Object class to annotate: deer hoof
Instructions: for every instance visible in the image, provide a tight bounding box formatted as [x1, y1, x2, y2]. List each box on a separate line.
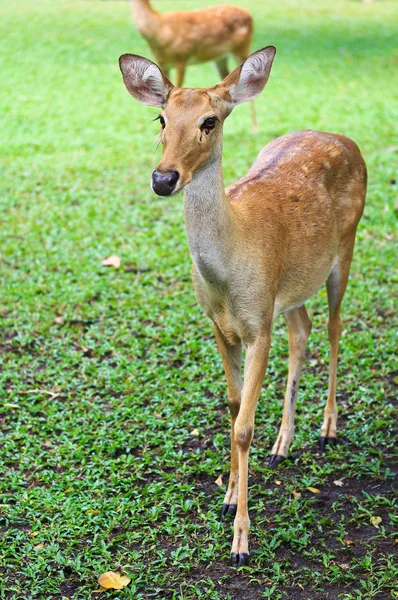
[231, 552, 249, 567]
[220, 503, 237, 518]
[267, 454, 286, 470]
[320, 436, 337, 452]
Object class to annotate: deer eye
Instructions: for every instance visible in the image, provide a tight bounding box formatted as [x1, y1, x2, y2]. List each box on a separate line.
[201, 117, 217, 133]
[159, 115, 165, 128]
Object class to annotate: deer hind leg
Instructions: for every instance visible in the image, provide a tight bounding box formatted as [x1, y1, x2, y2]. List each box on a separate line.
[213, 324, 242, 518]
[267, 306, 312, 469]
[321, 235, 356, 451]
[175, 63, 186, 88]
[231, 330, 272, 566]
[215, 56, 229, 79]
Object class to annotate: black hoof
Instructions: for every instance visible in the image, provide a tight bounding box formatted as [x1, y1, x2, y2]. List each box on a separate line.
[231, 552, 249, 567]
[320, 436, 337, 452]
[220, 503, 237, 518]
[267, 454, 286, 470]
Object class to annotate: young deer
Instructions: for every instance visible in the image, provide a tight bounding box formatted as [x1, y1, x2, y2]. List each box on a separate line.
[119, 46, 367, 566]
[130, 0, 258, 130]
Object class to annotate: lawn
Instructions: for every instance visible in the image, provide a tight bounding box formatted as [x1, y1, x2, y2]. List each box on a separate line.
[0, 0, 397, 598]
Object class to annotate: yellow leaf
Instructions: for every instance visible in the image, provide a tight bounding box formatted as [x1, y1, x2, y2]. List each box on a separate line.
[370, 516, 382, 528]
[33, 543, 44, 550]
[190, 428, 199, 436]
[65, 487, 73, 494]
[292, 490, 301, 500]
[102, 255, 121, 268]
[307, 487, 321, 494]
[30, 532, 40, 537]
[98, 571, 131, 590]
[214, 474, 223, 486]
[298, 583, 304, 590]
[86, 509, 100, 515]
[275, 480, 282, 486]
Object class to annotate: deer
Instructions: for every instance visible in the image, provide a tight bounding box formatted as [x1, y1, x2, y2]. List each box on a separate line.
[119, 46, 367, 566]
[129, 0, 258, 130]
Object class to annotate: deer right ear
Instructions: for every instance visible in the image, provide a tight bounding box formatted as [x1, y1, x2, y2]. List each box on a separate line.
[119, 54, 174, 108]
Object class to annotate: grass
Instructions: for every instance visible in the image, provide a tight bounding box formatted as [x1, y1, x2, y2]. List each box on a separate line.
[0, 0, 397, 598]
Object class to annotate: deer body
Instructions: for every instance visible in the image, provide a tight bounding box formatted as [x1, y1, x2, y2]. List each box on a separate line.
[131, 0, 252, 73]
[119, 47, 367, 566]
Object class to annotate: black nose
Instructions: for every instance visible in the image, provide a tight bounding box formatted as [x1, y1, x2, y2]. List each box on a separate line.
[151, 170, 179, 196]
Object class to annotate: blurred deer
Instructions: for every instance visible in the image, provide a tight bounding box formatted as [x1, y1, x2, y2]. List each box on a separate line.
[119, 47, 367, 566]
[130, 0, 258, 130]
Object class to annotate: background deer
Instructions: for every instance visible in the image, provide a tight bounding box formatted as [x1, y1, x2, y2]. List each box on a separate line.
[130, 0, 258, 130]
[119, 47, 367, 566]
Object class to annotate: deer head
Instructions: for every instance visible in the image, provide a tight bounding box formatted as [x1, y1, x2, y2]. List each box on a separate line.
[119, 47, 276, 196]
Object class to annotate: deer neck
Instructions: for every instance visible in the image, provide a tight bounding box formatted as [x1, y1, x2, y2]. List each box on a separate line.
[130, 0, 158, 36]
[183, 156, 237, 284]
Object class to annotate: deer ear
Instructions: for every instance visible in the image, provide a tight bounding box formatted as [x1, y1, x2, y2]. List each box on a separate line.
[119, 54, 174, 107]
[222, 46, 276, 105]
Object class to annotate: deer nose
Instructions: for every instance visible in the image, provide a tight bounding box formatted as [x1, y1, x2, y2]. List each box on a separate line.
[151, 170, 179, 196]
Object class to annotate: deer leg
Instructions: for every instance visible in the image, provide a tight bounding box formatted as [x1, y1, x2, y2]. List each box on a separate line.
[268, 305, 312, 469]
[215, 56, 229, 79]
[175, 63, 186, 88]
[321, 236, 356, 450]
[213, 324, 242, 518]
[231, 331, 272, 566]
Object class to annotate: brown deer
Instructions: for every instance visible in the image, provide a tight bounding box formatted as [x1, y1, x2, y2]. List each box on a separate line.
[130, 0, 257, 130]
[119, 46, 367, 566]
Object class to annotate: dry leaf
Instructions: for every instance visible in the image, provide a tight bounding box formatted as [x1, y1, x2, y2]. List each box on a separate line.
[55, 316, 64, 324]
[102, 255, 121, 268]
[307, 487, 321, 494]
[275, 480, 282, 486]
[297, 583, 304, 590]
[190, 428, 199, 436]
[292, 490, 301, 500]
[333, 480, 344, 487]
[343, 538, 354, 545]
[31, 532, 40, 538]
[370, 516, 382, 528]
[33, 543, 44, 550]
[86, 509, 100, 515]
[339, 563, 350, 570]
[98, 571, 131, 590]
[214, 474, 223, 487]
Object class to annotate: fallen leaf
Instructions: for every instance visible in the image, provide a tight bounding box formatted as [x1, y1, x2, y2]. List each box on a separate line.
[275, 480, 282, 486]
[102, 255, 121, 268]
[214, 474, 223, 486]
[292, 490, 301, 500]
[30, 532, 40, 538]
[333, 480, 344, 487]
[86, 509, 100, 515]
[297, 583, 304, 590]
[34, 543, 44, 550]
[343, 538, 354, 545]
[65, 487, 73, 494]
[98, 571, 131, 590]
[307, 487, 321, 494]
[370, 516, 382, 528]
[339, 563, 350, 570]
[55, 316, 64, 324]
[190, 428, 199, 436]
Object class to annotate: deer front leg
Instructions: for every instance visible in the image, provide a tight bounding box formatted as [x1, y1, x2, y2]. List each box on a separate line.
[213, 323, 242, 518]
[231, 332, 271, 566]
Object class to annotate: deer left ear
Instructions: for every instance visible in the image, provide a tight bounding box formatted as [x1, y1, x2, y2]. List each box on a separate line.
[119, 54, 174, 107]
[222, 46, 276, 105]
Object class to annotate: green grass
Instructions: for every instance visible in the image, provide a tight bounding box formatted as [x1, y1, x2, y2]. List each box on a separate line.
[0, 0, 397, 598]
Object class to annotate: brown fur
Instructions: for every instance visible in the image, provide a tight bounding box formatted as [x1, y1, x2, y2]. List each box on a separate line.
[119, 47, 367, 564]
